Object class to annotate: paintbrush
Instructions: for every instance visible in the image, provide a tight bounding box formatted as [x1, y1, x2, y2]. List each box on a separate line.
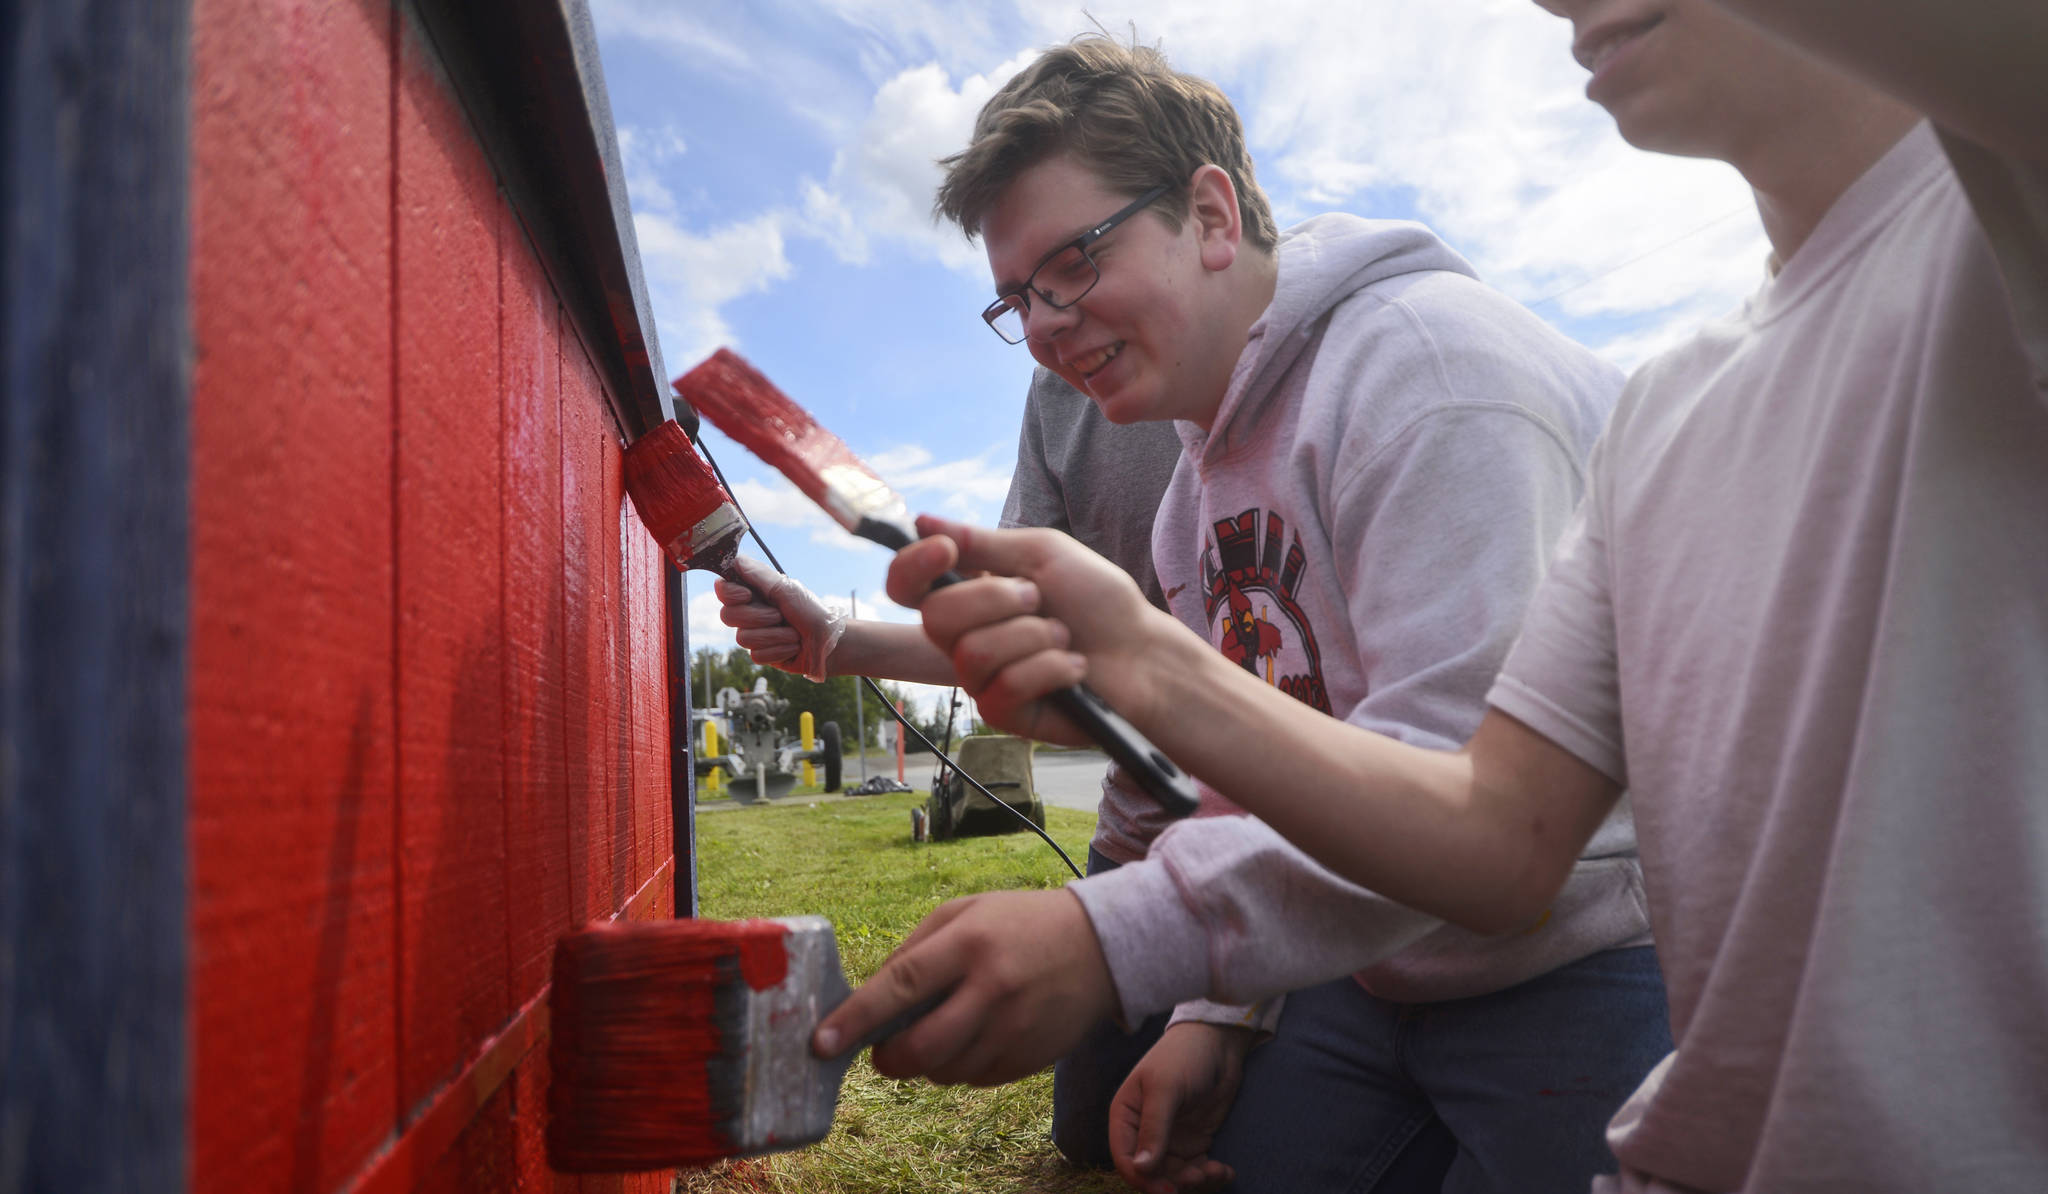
[546, 915, 932, 1172]
[622, 418, 747, 581]
[673, 348, 1200, 820]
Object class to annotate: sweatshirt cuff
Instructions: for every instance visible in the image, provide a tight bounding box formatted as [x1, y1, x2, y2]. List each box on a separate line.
[1068, 860, 1212, 1023]
[1167, 996, 1285, 1038]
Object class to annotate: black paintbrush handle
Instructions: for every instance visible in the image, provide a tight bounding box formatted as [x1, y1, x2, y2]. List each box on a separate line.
[853, 516, 1199, 820]
[1041, 683, 1200, 819]
[855, 992, 949, 1053]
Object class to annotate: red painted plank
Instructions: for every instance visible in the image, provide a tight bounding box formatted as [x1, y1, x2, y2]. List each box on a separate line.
[347, 990, 545, 1194]
[631, 526, 670, 883]
[341, 860, 672, 1194]
[561, 337, 614, 923]
[394, 19, 510, 1114]
[654, 536, 674, 871]
[417, 1089, 514, 1194]
[501, 206, 571, 1005]
[625, 527, 649, 885]
[506, 1032, 577, 1193]
[607, 450, 635, 908]
[187, 1, 399, 1190]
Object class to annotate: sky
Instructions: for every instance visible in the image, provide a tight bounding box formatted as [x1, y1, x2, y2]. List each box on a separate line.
[585, 0, 1769, 720]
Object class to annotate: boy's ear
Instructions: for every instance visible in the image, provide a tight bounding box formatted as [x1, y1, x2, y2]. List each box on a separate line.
[1188, 163, 1242, 272]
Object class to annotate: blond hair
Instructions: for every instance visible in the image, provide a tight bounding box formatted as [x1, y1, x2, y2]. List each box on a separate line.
[934, 34, 1278, 252]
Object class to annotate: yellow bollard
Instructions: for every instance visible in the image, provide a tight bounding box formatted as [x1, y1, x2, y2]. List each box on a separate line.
[703, 716, 724, 793]
[800, 711, 816, 788]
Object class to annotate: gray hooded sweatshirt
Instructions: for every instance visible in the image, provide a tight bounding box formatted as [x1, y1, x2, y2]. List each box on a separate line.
[1068, 214, 1649, 1022]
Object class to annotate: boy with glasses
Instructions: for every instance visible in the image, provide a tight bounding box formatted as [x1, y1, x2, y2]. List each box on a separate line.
[835, 4, 2048, 1191]
[802, 33, 1669, 1194]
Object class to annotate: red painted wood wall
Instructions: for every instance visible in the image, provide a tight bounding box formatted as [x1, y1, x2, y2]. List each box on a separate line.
[187, 2, 675, 1190]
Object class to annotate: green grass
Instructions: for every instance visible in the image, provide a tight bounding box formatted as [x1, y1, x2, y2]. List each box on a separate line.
[679, 792, 1123, 1194]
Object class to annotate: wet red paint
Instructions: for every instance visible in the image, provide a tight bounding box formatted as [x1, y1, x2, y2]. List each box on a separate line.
[622, 421, 735, 558]
[672, 349, 877, 518]
[546, 918, 792, 1171]
[188, 1, 400, 1188]
[735, 928, 789, 991]
[191, 1, 676, 1189]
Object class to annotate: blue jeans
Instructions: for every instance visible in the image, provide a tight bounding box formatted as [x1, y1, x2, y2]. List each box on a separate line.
[1051, 846, 1169, 1167]
[1210, 946, 1672, 1194]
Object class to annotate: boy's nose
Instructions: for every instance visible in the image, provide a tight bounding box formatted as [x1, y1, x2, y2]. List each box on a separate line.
[1023, 297, 1082, 341]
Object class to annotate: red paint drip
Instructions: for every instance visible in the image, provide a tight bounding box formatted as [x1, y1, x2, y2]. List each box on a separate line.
[734, 925, 789, 990]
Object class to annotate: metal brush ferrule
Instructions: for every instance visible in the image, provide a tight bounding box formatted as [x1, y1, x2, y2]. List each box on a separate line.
[669, 503, 748, 565]
[734, 916, 851, 1155]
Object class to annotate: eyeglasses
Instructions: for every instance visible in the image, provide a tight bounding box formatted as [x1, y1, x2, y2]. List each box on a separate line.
[981, 184, 1171, 344]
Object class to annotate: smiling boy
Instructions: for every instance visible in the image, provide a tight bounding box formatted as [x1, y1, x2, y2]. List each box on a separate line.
[825, 34, 1668, 1194]
[850, 4, 2048, 1191]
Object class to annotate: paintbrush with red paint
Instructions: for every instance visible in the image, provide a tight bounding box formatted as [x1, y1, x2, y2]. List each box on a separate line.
[546, 915, 930, 1172]
[674, 347, 1199, 820]
[621, 417, 748, 582]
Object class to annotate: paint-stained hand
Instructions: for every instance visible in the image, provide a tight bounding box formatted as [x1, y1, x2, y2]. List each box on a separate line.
[713, 556, 845, 682]
[888, 516, 1177, 747]
[811, 888, 1118, 1087]
[1109, 1023, 1250, 1194]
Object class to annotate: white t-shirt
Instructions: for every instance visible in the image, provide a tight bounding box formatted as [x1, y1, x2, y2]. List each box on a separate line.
[1489, 123, 2048, 1192]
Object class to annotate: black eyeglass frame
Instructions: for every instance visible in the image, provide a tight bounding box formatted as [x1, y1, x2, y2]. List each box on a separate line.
[981, 183, 1172, 344]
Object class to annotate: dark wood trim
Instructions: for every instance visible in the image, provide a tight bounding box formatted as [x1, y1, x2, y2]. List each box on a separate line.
[0, 0, 192, 1190]
[666, 565, 698, 917]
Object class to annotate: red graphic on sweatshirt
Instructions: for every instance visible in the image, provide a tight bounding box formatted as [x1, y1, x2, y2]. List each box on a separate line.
[1220, 587, 1285, 671]
[1200, 508, 1329, 714]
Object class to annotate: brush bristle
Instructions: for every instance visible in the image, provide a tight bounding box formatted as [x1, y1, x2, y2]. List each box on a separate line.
[672, 349, 863, 514]
[622, 420, 747, 577]
[546, 918, 790, 1172]
[622, 421, 733, 546]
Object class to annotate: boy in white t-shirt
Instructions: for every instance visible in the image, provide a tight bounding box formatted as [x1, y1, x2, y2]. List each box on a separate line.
[821, 2, 2048, 1190]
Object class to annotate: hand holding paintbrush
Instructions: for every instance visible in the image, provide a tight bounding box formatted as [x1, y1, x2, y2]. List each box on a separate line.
[546, 915, 945, 1172]
[673, 348, 1200, 821]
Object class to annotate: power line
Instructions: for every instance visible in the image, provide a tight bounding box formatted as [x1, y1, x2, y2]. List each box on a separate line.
[1525, 206, 1752, 310]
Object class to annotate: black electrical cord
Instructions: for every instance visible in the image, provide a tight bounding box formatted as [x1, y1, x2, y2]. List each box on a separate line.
[693, 437, 1082, 880]
[863, 674, 1080, 879]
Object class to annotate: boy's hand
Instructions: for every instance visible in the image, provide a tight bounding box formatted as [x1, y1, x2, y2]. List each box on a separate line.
[1109, 1023, 1248, 1194]
[888, 516, 1172, 745]
[713, 556, 846, 681]
[811, 888, 1118, 1086]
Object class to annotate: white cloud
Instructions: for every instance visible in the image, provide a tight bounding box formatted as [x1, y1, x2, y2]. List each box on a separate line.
[687, 587, 734, 652]
[1008, 0, 1769, 359]
[808, 0, 1014, 74]
[805, 52, 1041, 273]
[633, 211, 793, 364]
[868, 442, 1016, 522]
[615, 124, 688, 215]
[609, 0, 1779, 395]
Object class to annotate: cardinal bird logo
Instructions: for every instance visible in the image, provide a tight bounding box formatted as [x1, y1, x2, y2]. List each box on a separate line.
[1200, 508, 1329, 714]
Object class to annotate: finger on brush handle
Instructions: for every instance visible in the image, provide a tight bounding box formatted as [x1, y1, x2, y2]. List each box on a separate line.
[839, 992, 949, 1057]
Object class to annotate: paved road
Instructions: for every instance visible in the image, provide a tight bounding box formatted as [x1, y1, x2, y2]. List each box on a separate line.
[848, 747, 1109, 812]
